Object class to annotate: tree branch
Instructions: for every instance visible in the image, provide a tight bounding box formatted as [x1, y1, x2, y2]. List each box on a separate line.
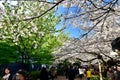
[18, 0, 64, 22]
[38, 0, 57, 4]
[76, 57, 97, 63]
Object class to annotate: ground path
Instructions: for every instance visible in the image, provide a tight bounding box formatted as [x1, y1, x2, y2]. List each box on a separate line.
[54, 76, 80, 80]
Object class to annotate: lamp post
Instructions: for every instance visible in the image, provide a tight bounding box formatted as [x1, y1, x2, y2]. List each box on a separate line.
[97, 55, 103, 80]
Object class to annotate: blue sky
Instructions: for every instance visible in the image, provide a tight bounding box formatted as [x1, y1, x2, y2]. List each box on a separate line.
[56, 5, 82, 38]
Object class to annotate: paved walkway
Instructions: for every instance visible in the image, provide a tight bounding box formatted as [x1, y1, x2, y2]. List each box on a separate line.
[54, 76, 80, 80]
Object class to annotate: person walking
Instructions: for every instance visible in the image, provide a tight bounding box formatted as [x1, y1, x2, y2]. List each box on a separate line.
[115, 65, 120, 80]
[78, 66, 85, 80]
[86, 68, 92, 80]
[107, 67, 115, 80]
[50, 67, 57, 80]
[12, 69, 26, 80]
[68, 66, 75, 80]
[40, 67, 49, 80]
[2, 68, 13, 80]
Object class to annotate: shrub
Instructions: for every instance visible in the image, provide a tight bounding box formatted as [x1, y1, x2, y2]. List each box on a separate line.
[91, 75, 108, 80]
[31, 71, 40, 80]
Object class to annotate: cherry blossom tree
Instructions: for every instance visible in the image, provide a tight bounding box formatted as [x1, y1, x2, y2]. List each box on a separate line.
[50, 0, 120, 64]
[0, 1, 68, 65]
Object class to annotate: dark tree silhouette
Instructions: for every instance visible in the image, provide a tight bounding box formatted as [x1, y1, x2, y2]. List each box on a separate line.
[111, 37, 120, 52]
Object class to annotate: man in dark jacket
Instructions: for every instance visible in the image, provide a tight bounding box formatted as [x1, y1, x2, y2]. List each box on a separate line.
[40, 67, 49, 80]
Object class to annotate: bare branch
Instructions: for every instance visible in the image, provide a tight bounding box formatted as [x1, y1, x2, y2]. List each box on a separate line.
[76, 57, 97, 63]
[17, 0, 64, 22]
[38, 0, 57, 4]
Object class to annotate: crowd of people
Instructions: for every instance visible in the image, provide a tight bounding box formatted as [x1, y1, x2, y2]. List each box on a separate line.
[1, 66, 57, 80]
[40, 66, 57, 80]
[107, 66, 120, 80]
[1, 64, 120, 80]
[64, 65, 92, 80]
[2, 68, 29, 80]
[63, 64, 120, 80]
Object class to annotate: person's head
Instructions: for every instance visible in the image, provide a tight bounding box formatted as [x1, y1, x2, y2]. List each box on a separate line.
[116, 64, 120, 71]
[79, 66, 82, 68]
[108, 67, 112, 71]
[87, 67, 90, 71]
[41, 67, 47, 72]
[4, 68, 11, 74]
[16, 70, 26, 80]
